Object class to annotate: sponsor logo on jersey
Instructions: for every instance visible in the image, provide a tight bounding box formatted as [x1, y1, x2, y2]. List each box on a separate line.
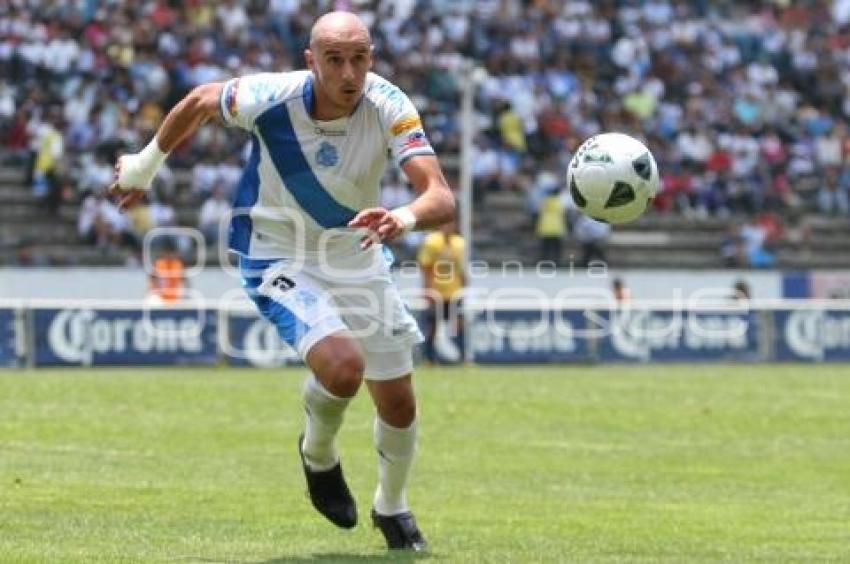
[391, 116, 422, 136]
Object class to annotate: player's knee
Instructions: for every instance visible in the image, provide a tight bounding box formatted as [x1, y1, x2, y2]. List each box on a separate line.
[379, 393, 417, 428]
[324, 351, 364, 397]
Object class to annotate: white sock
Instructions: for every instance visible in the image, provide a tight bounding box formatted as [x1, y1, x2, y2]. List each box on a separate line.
[301, 375, 350, 471]
[373, 416, 417, 516]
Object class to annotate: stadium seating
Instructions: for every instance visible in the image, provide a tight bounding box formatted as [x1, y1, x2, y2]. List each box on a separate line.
[4, 155, 850, 269]
[3, 2, 850, 269]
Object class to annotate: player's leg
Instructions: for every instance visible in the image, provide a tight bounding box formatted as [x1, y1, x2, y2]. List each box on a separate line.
[366, 373, 417, 513]
[240, 256, 361, 528]
[335, 282, 421, 511]
[363, 356, 427, 552]
[294, 331, 366, 529]
[300, 332, 364, 470]
[330, 251, 427, 549]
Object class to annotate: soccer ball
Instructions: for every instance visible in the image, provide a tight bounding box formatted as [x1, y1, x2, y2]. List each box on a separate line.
[567, 132, 659, 224]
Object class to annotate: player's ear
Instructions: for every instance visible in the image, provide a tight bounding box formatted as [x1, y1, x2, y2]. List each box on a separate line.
[368, 45, 374, 70]
[304, 48, 314, 70]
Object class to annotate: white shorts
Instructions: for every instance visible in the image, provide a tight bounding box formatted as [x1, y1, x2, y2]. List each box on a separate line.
[240, 248, 423, 380]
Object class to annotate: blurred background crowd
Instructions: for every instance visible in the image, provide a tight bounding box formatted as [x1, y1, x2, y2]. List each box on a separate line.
[2, 0, 850, 268]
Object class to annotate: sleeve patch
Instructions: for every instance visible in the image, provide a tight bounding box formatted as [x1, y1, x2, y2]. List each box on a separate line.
[401, 130, 430, 152]
[391, 116, 422, 136]
[224, 79, 240, 118]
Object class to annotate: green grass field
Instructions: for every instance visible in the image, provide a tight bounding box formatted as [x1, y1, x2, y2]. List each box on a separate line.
[2, 365, 850, 563]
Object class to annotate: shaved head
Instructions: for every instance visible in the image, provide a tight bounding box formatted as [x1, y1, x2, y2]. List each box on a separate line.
[309, 11, 371, 49]
[305, 11, 373, 120]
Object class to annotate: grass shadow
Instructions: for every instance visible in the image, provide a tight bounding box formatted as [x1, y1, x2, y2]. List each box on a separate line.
[260, 552, 432, 563]
[185, 552, 431, 564]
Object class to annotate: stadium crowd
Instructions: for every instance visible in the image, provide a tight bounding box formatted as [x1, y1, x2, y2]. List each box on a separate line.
[2, 0, 850, 268]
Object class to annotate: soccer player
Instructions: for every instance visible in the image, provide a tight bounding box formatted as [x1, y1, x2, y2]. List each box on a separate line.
[108, 11, 455, 552]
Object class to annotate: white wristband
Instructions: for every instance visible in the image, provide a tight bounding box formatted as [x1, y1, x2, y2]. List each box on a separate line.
[116, 137, 168, 192]
[392, 206, 417, 235]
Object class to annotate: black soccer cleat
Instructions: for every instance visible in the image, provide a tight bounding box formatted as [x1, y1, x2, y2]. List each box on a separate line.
[297, 433, 357, 529]
[371, 508, 428, 552]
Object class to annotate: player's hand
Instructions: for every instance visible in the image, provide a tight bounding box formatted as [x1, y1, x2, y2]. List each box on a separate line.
[107, 155, 149, 212]
[348, 207, 407, 249]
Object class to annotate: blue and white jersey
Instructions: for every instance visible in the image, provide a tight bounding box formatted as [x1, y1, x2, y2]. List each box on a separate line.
[220, 70, 435, 262]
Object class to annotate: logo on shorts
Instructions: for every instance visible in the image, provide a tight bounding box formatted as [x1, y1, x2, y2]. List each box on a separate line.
[271, 275, 295, 291]
[316, 141, 339, 167]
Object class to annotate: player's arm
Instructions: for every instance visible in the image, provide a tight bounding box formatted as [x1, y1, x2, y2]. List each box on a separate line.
[349, 155, 455, 248]
[108, 82, 224, 210]
[400, 155, 456, 229]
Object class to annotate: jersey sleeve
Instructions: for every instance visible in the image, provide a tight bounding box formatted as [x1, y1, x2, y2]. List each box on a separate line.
[219, 73, 292, 130]
[370, 79, 436, 167]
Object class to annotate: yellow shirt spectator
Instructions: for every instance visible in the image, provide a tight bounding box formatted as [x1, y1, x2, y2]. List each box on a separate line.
[498, 106, 527, 153]
[417, 230, 465, 301]
[536, 193, 566, 238]
[34, 125, 62, 175]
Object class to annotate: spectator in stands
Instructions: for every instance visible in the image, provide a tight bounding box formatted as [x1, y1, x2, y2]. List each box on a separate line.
[2, 110, 29, 164]
[572, 213, 611, 268]
[720, 223, 746, 268]
[198, 184, 230, 245]
[30, 111, 63, 214]
[740, 216, 776, 269]
[496, 100, 526, 155]
[77, 151, 113, 196]
[535, 187, 566, 264]
[149, 192, 177, 230]
[7, 1, 850, 268]
[191, 155, 220, 200]
[817, 166, 849, 215]
[471, 135, 501, 203]
[655, 162, 694, 214]
[526, 160, 560, 218]
[216, 154, 242, 199]
[77, 192, 105, 245]
[77, 191, 133, 253]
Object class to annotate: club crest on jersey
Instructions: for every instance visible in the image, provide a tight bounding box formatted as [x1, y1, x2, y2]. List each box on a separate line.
[316, 141, 339, 167]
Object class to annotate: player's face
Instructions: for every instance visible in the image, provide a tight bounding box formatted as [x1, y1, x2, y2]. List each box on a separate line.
[307, 39, 372, 117]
